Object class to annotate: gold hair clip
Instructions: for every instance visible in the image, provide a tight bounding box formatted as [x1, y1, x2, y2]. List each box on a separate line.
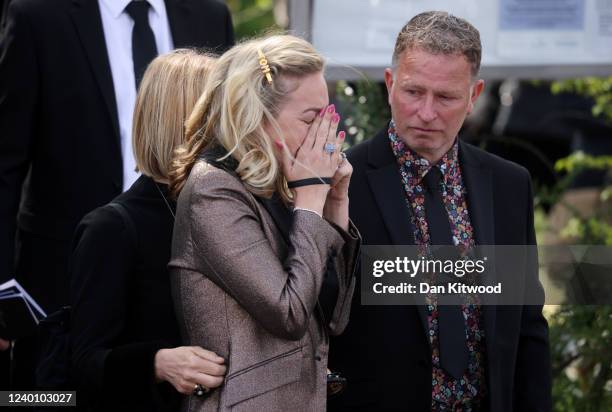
[257, 49, 273, 84]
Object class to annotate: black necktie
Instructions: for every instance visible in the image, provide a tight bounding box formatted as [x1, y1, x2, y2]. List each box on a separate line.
[125, 1, 158, 88]
[423, 166, 469, 380]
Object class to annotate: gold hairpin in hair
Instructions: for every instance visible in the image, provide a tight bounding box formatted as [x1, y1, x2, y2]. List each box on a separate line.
[257, 49, 273, 84]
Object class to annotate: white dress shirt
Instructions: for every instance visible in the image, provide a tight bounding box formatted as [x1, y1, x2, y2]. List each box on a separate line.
[98, 0, 174, 191]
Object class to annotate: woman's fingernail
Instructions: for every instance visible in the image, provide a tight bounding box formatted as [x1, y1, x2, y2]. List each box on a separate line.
[274, 140, 283, 149]
[327, 104, 336, 114]
[332, 113, 340, 123]
[319, 107, 326, 117]
[338, 131, 346, 140]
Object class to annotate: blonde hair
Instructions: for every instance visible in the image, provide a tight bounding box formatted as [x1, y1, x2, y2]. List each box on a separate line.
[169, 34, 325, 200]
[132, 49, 216, 182]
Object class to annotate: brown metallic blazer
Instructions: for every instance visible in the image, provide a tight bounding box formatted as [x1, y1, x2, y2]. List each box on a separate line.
[169, 160, 360, 411]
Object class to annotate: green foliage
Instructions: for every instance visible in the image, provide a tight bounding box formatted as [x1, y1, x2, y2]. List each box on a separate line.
[536, 151, 612, 212]
[560, 217, 612, 245]
[535, 183, 612, 411]
[552, 152, 612, 245]
[536, 76, 612, 411]
[226, 0, 279, 40]
[549, 306, 612, 412]
[551, 77, 612, 121]
[555, 152, 612, 174]
[335, 79, 390, 148]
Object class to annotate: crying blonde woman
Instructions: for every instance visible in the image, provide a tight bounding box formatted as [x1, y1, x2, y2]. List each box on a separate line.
[168, 34, 361, 411]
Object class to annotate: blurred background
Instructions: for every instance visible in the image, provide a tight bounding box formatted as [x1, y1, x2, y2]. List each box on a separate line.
[225, 1, 611, 411]
[2, 0, 607, 409]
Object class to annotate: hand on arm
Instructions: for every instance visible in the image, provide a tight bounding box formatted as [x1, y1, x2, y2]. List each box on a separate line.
[154, 346, 226, 395]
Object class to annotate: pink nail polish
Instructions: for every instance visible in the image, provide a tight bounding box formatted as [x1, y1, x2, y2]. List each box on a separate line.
[319, 108, 326, 117]
[274, 140, 283, 149]
[338, 131, 346, 140]
[332, 113, 340, 123]
[327, 104, 335, 114]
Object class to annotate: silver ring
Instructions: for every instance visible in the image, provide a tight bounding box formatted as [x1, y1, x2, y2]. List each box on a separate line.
[193, 383, 210, 397]
[340, 152, 347, 161]
[324, 142, 336, 154]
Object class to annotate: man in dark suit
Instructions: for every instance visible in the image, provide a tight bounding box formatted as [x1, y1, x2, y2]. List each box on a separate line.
[329, 11, 552, 411]
[0, 0, 233, 388]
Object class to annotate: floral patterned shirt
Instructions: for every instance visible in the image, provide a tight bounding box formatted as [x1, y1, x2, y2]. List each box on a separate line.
[388, 121, 487, 411]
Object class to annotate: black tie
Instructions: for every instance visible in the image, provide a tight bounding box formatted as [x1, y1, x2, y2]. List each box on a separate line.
[423, 166, 469, 380]
[125, 1, 158, 88]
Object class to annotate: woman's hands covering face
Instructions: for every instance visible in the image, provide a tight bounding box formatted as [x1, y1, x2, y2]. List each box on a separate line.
[322, 125, 351, 231]
[277, 104, 342, 185]
[326, 132, 350, 204]
[277, 104, 351, 230]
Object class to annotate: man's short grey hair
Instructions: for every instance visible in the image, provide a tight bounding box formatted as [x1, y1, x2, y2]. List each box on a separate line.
[392, 11, 482, 77]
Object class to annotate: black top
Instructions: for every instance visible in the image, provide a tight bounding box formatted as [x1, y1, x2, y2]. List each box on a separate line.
[70, 175, 181, 411]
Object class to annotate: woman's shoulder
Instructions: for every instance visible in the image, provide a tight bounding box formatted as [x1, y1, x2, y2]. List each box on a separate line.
[75, 177, 166, 240]
[175, 161, 263, 232]
[189, 160, 241, 183]
[183, 160, 252, 200]
[73, 203, 134, 251]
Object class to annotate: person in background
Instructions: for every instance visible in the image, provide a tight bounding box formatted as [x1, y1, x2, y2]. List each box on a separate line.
[168, 34, 361, 411]
[329, 11, 551, 412]
[70, 49, 225, 412]
[0, 0, 233, 388]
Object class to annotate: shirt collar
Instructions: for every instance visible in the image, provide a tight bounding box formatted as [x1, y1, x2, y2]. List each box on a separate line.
[99, 0, 164, 19]
[388, 119, 459, 186]
[146, 0, 165, 16]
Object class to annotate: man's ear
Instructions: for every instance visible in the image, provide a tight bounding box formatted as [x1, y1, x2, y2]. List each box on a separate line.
[467, 79, 485, 114]
[384, 68, 394, 106]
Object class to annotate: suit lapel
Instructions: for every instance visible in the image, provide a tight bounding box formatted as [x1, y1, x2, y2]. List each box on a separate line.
[459, 141, 494, 246]
[365, 129, 415, 246]
[459, 141, 497, 353]
[366, 165, 416, 245]
[365, 129, 429, 335]
[165, 0, 195, 48]
[70, 0, 120, 147]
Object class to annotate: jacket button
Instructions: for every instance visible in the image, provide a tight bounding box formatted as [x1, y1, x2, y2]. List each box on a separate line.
[315, 355, 322, 361]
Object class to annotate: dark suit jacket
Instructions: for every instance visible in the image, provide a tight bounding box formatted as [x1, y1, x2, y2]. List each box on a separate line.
[0, 0, 233, 311]
[328, 128, 552, 411]
[70, 175, 181, 411]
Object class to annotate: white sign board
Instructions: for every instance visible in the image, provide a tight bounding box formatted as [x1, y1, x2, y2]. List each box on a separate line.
[291, 0, 612, 79]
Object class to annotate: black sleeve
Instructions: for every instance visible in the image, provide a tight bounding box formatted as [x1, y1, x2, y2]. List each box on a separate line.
[0, 1, 38, 279]
[69, 206, 175, 406]
[513, 170, 553, 411]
